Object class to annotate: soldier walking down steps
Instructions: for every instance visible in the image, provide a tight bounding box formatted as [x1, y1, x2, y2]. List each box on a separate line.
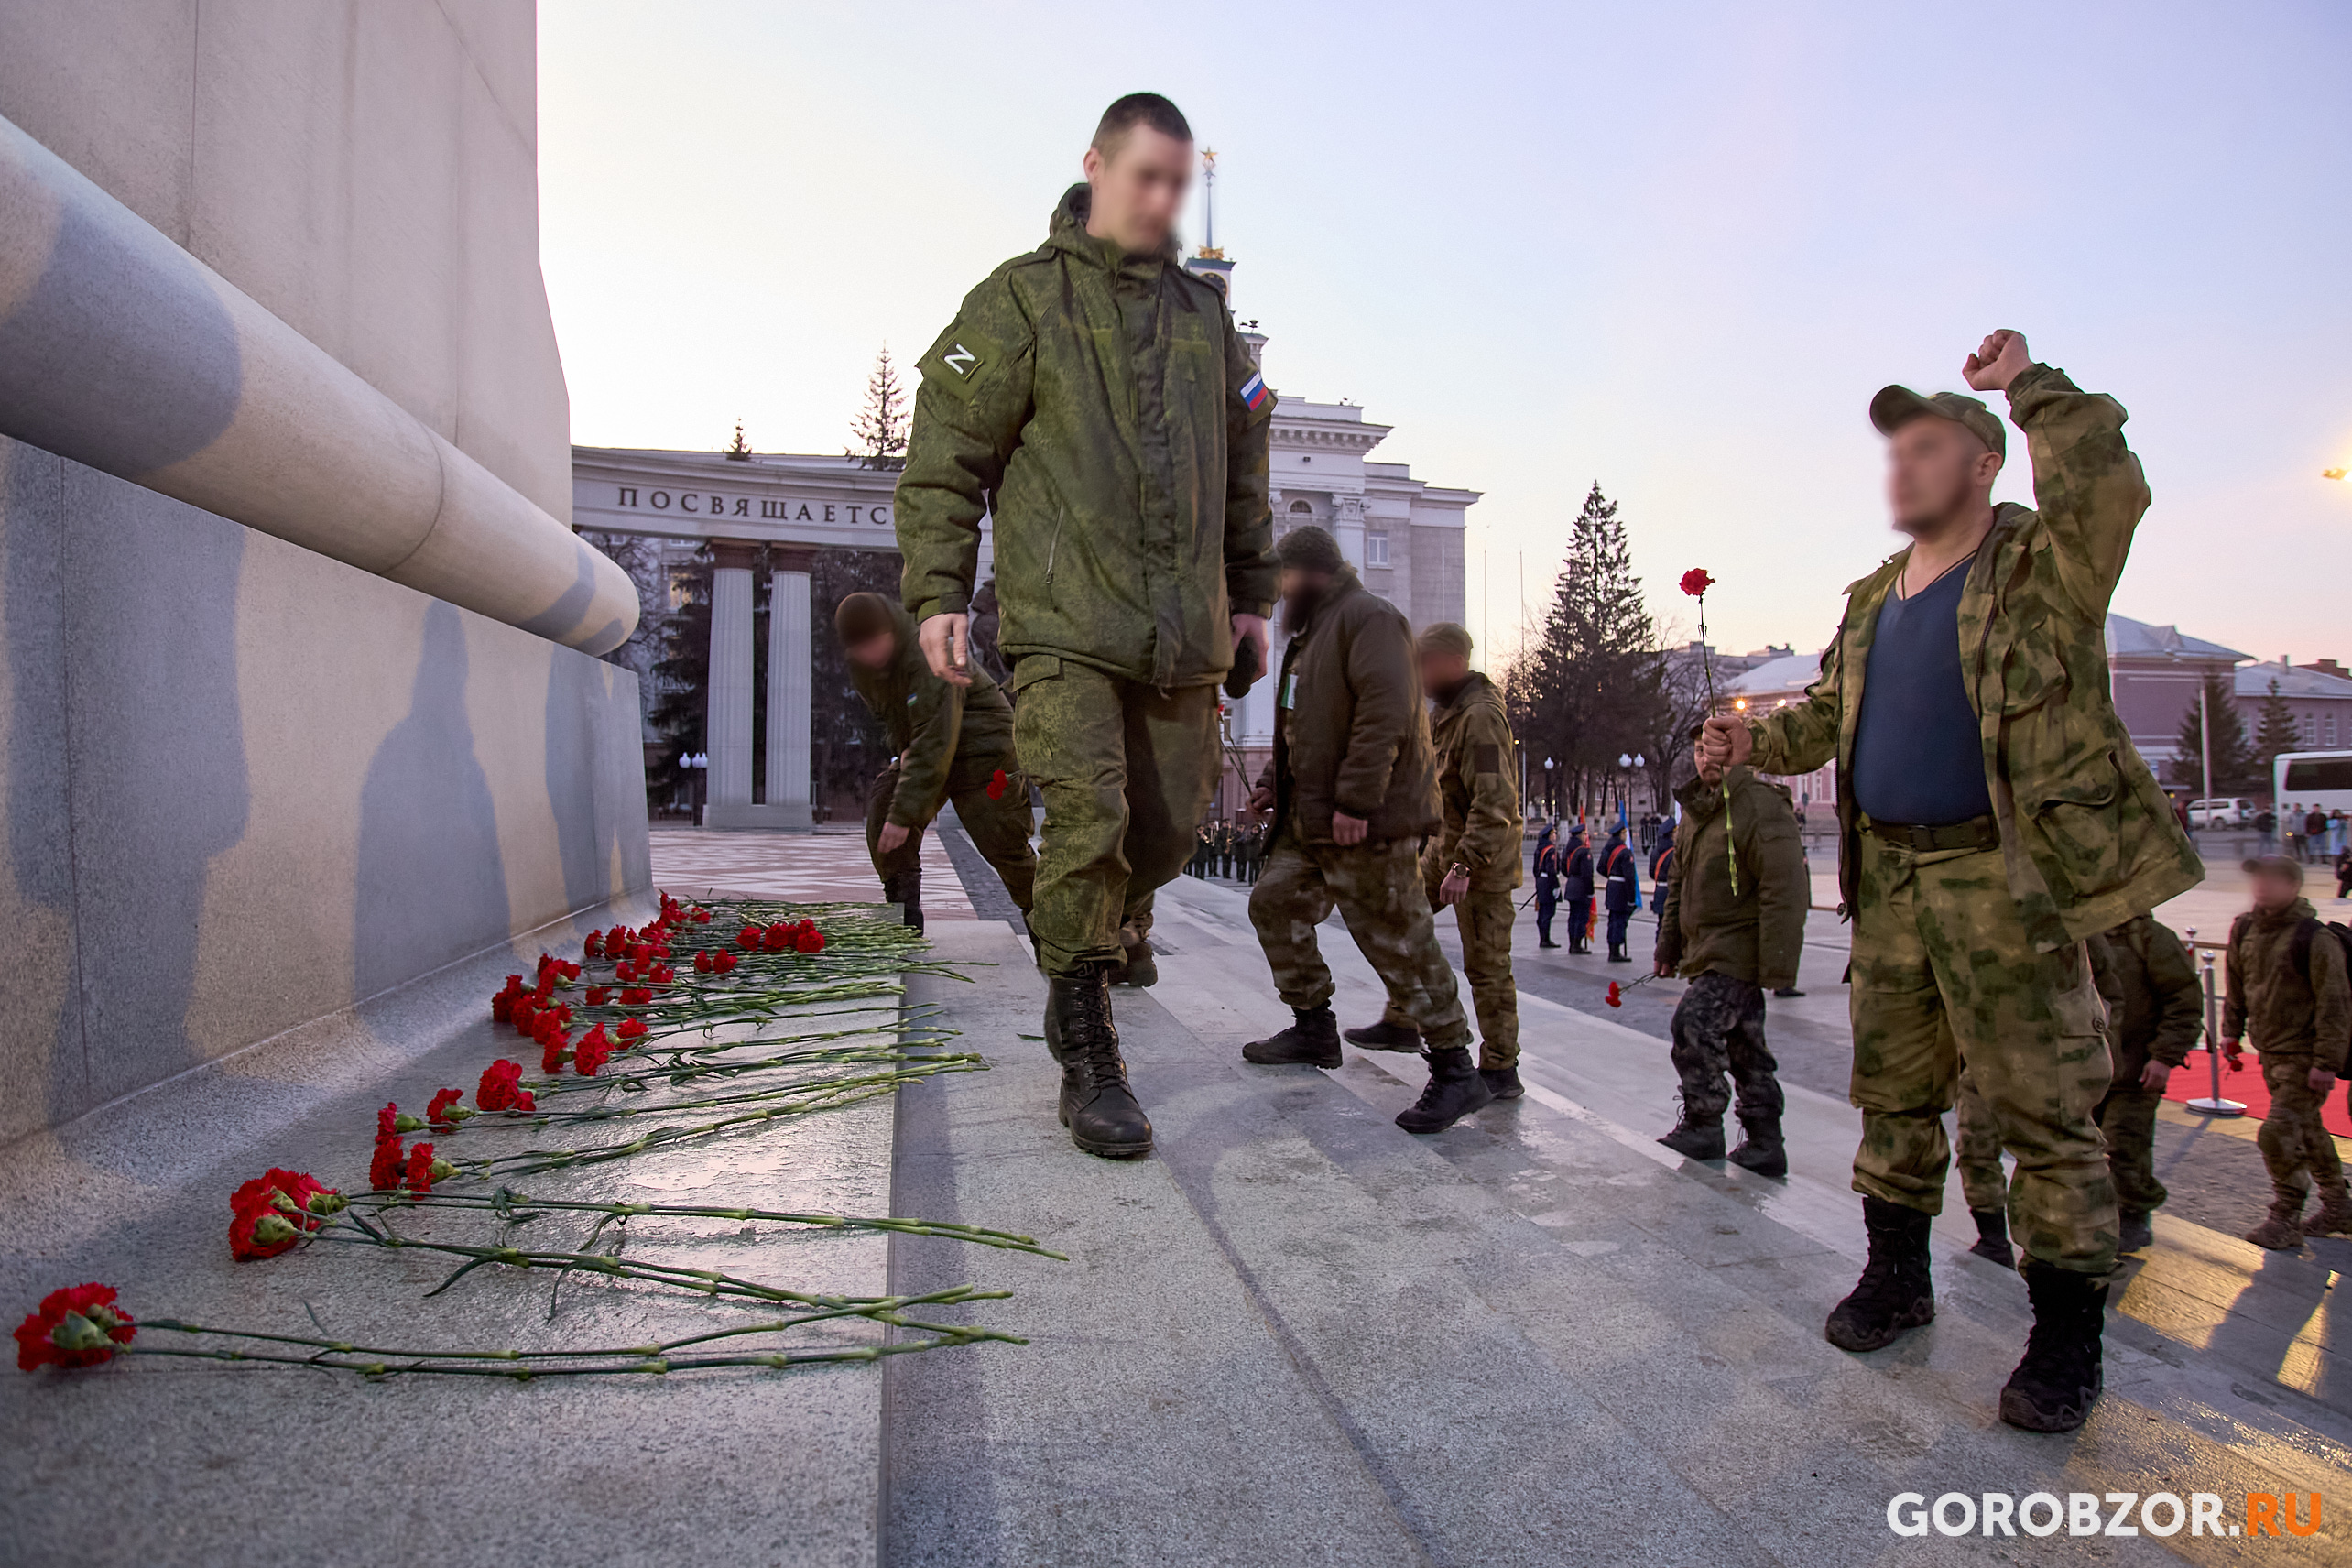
[1342, 622, 1527, 1101]
[1703, 330, 2201, 1433]
[836, 593, 1038, 937]
[894, 93, 1276, 1160]
[2223, 855, 2352, 1249]
[1651, 740, 1809, 1178]
[1239, 528, 1492, 1135]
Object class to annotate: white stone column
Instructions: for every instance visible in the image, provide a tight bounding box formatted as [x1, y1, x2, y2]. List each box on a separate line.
[701, 541, 757, 824]
[762, 549, 814, 828]
[1333, 493, 1367, 570]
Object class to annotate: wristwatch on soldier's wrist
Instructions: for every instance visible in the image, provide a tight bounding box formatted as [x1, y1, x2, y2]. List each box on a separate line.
[1449, 862, 1472, 879]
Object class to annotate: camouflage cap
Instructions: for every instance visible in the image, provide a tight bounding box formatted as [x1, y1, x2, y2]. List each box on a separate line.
[1416, 621, 1474, 659]
[833, 591, 895, 645]
[1275, 525, 1345, 573]
[1869, 385, 2006, 460]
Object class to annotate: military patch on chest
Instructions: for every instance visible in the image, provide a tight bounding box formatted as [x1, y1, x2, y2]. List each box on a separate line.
[1475, 743, 1501, 775]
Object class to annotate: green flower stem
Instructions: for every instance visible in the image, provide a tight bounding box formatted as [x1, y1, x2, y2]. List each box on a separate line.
[355, 1188, 1065, 1258]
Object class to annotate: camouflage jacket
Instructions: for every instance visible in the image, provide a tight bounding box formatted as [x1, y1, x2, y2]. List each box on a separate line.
[1653, 768, 1809, 990]
[1421, 673, 1523, 892]
[1745, 364, 2202, 951]
[2222, 899, 2351, 1070]
[1256, 569, 1437, 844]
[894, 184, 1277, 690]
[2085, 913, 2200, 1077]
[847, 602, 1018, 829]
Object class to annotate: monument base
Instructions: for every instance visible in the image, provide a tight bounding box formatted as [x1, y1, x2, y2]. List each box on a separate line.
[702, 800, 815, 831]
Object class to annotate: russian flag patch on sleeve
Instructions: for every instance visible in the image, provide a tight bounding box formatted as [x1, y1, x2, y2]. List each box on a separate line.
[1239, 369, 1270, 412]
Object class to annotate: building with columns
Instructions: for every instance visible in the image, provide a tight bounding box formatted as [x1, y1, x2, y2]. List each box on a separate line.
[572, 450, 915, 827]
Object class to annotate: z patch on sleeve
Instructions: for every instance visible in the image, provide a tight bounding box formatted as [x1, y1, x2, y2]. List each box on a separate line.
[1475, 743, 1501, 775]
[921, 323, 1003, 401]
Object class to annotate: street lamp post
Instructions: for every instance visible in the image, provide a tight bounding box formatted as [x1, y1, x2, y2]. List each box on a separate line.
[2184, 931, 2246, 1116]
[1543, 757, 1555, 818]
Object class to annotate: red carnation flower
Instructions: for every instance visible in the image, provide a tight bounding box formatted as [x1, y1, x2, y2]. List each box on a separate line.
[477, 1059, 528, 1112]
[1679, 568, 1714, 598]
[736, 925, 760, 950]
[761, 924, 791, 953]
[559, 960, 583, 983]
[1605, 982, 1623, 1008]
[491, 975, 526, 1022]
[573, 1024, 615, 1077]
[693, 908, 713, 924]
[403, 1142, 448, 1193]
[426, 1088, 466, 1127]
[614, 961, 637, 982]
[583, 986, 607, 1006]
[796, 928, 825, 954]
[583, 930, 604, 957]
[376, 1103, 400, 1140]
[692, 950, 713, 973]
[229, 1204, 302, 1261]
[619, 986, 653, 1007]
[510, 999, 539, 1035]
[985, 768, 1008, 800]
[539, 1029, 572, 1074]
[15, 1283, 136, 1371]
[369, 1136, 406, 1192]
[713, 951, 738, 975]
[617, 1018, 648, 1041]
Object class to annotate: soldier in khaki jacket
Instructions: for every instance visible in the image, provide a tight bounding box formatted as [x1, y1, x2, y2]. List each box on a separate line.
[1704, 330, 2199, 1433]
[1344, 623, 1527, 1099]
[2222, 855, 2352, 1248]
[1240, 528, 1490, 1134]
[1652, 751, 1809, 1178]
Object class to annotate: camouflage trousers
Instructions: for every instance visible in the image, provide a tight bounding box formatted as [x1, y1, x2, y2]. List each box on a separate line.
[1249, 830, 1470, 1051]
[864, 761, 1038, 914]
[1957, 1070, 2169, 1219]
[1669, 972, 1782, 1124]
[1011, 659, 1218, 978]
[1385, 885, 1519, 1066]
[1848, 835, 2118, 1278]
[2257, 1056, 2346, 1204]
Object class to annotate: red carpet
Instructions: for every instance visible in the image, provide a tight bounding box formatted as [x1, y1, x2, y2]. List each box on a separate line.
[2161, 1050, 2352, 1138]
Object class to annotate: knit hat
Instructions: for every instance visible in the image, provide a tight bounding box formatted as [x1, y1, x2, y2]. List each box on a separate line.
[833, 592, 895, 645]
[1416, 622, 1474, 659]
[1275, 525, 1345, 573]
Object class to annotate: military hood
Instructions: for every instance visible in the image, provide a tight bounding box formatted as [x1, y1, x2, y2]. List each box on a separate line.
[1044, 183, 1181, 275]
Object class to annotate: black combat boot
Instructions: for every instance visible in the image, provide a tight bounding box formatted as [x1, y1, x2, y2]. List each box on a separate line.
[1480, 1064, 1525, 1100]
[1242, 1006, 1342, 1068]
[1968, 1207, 2016, 1268]
[1824, 1195, 1936, 1352]
[1726, 1113, 1787, 1178]
[1998, 1262, 2108, 1432]
[1606, 942, 1631, 964]
[1657, 1111, 1726, 1161]
[1395, 1046, 1493, 1133]
[2116, 1209, 2154, 1253]
[1046, 966, 1152, 1159]
[1112, 938, 1160, 988]
[1343, 1018, 1422, 1052]
[883, 872, 924, 934]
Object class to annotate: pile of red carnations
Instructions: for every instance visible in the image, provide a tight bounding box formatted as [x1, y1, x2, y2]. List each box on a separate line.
[738, 919, 825, 954]
[15, 1283, 136, 1371]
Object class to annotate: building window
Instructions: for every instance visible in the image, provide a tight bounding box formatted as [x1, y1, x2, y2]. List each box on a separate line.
[2302, 714, 2318, 746]
[1288, 498, 1312, 516]
[1366, 532, 1390, 567]
[2328, 715, 2340, 748]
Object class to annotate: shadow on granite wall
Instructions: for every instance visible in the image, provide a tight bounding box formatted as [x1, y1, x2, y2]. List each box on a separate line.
[546, 642, 615, 916]
[354, 601, 510, 1001]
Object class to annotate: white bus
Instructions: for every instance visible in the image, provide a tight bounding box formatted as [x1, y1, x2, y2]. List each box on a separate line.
[2272, 751, 2352, 819]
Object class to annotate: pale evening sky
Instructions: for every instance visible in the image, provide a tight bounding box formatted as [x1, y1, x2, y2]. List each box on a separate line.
[538, 1, 2352, 670]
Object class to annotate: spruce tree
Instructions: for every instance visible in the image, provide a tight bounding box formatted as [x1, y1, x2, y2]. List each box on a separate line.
[2166, 670, 2259, 795]
[1519, 483, 1661, 815]
[2254, 676, 2300, 765]
[848, 346, 910, 471]
[724, 419, 753, 461]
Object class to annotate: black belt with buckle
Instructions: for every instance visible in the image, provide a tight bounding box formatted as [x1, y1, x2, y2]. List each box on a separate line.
[1864, 814, 2000, 853]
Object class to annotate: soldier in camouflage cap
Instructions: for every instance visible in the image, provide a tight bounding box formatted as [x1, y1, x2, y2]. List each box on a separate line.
[894, 93, 1276, 1160]
[1704, 330, 2199, 1434]
[836, 593, 1037, 934]
[1343, 622, 1528, 1100]
[1241, 530, 1490, 1134]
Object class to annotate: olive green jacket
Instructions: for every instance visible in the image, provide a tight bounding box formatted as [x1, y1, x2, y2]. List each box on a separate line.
[1745, 364, 2202, 952]
[1257, 569, 1438, 844]
[1653, 768, 1808, 990]
[2085, 913, 2200, 1078]
[847, 603, 1018, 830]
[895, 184, 1278, 690]
[2222, 899, 2351, 1070]
[1421, 673, 1523, 892]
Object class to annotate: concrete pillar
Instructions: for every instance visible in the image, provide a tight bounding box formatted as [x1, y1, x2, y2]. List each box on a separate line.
[1332, 494, 1367, 570]
[702, 540, 758, 824]
[763, 548, 815, 828]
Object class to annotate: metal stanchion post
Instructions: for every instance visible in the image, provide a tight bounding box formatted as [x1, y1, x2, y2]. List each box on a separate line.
[2185, 932, 2245, 1116]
